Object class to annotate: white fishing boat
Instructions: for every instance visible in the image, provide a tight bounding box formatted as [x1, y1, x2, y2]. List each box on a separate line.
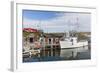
[59, 31, 88, 58]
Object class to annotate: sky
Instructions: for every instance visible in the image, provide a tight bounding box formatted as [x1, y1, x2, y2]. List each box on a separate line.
[23, 10, 91, 33]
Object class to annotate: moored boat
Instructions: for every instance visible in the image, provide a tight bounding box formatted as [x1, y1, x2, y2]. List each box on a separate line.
[60, 31, 88, 58]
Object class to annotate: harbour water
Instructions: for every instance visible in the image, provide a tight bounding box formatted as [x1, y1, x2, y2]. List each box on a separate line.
[23, 48, 91, 62]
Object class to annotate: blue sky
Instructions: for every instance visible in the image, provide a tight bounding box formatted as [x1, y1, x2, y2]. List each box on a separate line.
[23, 10, 59, 20]
[23, 10, 91, 33]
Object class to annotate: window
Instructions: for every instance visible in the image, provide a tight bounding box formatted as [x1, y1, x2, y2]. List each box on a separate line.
[30, 38, 33, 43]
[49, 38, 51, 44]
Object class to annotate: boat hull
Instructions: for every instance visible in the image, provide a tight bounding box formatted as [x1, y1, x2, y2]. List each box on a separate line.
[60, 41, 88, 58]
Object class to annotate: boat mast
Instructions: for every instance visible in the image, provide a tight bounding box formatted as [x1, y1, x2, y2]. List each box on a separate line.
[76, 17, 79, 32]
[76, 17, 80, 38]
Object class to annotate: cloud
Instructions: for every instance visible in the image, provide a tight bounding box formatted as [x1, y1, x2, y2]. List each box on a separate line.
[23, 12, 91, 33]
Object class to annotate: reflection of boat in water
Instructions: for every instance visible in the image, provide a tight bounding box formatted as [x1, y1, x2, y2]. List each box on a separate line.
[60, 31, 88, 58]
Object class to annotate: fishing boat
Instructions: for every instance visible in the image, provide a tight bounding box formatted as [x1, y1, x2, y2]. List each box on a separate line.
[59, 31, 88, 58]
